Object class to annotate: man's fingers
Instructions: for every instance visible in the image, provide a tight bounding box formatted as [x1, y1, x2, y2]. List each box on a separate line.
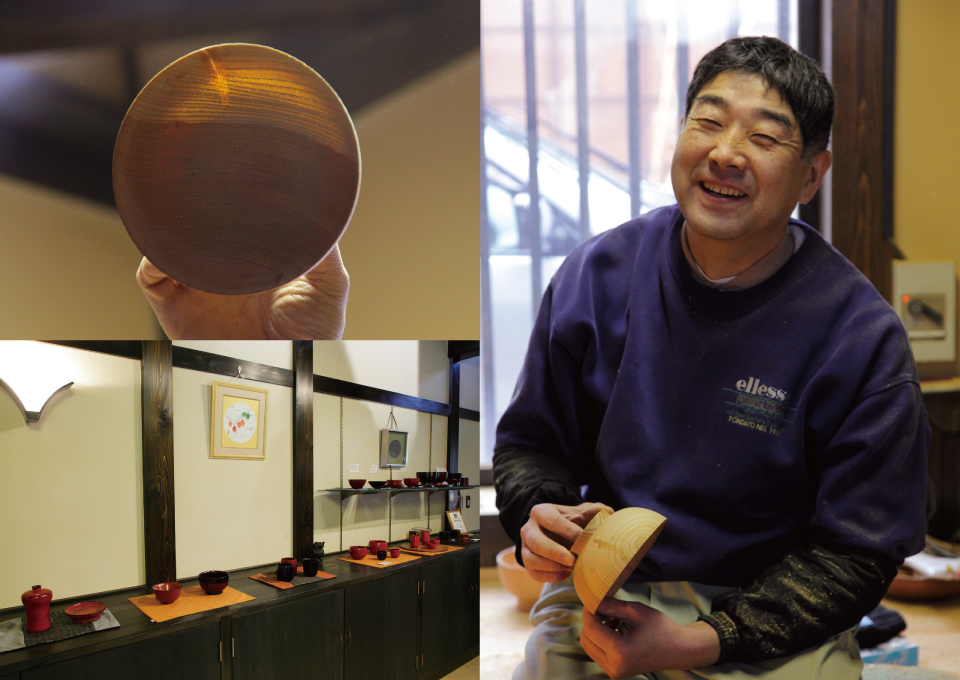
[530, 504, 585, 546]
[525, 566, 571, 583]
[595, 597, 642, 622]
[521, 519, 575, 567]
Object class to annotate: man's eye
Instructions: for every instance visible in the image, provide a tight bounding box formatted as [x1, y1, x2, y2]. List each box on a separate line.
[753, 134, 777, 144]
[698, 118, 721, 128]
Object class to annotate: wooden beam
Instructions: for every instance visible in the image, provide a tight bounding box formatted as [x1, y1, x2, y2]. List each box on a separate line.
[831, 0, 897, 300]
[447, 358, 461, 473]
[293, 341, 314, 559]
[141, 341, 175, 585]
[0, 0, 442, 54]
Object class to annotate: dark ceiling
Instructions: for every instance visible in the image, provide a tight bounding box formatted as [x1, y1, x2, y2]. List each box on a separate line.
[0, 0, 480, 205]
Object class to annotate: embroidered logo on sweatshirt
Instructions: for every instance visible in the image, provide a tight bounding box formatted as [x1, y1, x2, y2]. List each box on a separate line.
[724, 377, 795, 436]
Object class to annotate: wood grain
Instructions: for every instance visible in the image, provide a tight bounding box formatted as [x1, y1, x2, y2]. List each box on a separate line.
[293, 341, 314, 559]
[113, 43, 361, 295]
[831, 0, 896, 300]
[571, 508, 666, 615]
[141, 341, 176, 586]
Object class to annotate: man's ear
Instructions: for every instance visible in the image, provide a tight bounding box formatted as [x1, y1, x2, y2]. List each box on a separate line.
[799, 150, 832, 204]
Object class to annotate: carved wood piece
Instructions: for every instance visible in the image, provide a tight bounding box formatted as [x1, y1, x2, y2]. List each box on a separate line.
[113, 43, 361, 295]
[571, 508, 666, 615]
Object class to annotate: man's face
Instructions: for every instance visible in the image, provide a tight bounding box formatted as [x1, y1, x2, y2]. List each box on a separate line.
[671, 71, 828, 254]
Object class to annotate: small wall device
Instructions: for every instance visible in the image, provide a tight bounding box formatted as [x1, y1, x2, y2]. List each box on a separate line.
[892, 260, 957, 378]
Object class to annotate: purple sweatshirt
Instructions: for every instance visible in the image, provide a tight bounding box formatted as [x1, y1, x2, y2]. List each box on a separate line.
[495, 204, 926, 590]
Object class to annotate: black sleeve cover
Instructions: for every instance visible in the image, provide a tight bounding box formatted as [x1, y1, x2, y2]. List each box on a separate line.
[493, 446, 584, 566]
[698, 542, 898, 664]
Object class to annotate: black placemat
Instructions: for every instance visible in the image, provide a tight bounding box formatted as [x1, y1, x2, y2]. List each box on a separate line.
[0, 608, 119, 653]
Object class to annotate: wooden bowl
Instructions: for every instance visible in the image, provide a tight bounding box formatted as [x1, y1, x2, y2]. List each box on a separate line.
[496, 547, 544, 611]
[113, 43, 361, 295]
[571, 507, 667, 615]
[885, 569, 960, 601]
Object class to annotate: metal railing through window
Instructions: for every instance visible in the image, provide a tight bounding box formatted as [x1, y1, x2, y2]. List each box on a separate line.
[480, 0, 803, 464]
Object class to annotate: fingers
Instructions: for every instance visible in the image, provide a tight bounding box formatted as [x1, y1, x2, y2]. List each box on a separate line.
[136, 257, 182, 302]
[302, 244, 350, 294]
[530, 504, 584, 546]
[522, 510, 576, 568]
[595, 596, 644, 623]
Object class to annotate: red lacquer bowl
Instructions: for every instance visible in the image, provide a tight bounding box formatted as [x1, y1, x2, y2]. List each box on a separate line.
[349, 546, 367, 559]
[65, 601, 107, 624]
[348, 479, 366, 489]
[403, 478, 420, 488]
[153, 582, 183, 604]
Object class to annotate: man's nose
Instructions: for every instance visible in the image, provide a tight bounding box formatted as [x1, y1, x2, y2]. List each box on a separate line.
[708, 130, 747, 170]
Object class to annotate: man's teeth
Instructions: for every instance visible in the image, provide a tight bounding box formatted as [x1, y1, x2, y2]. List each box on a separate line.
[702, 182, 745, 197]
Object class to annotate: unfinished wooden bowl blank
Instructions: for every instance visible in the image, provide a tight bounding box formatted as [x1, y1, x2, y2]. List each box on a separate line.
[113, 43, 361, 295]
[570, 507, 667, 614]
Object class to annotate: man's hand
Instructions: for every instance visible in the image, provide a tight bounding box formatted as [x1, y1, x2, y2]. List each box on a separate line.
[519, 502, 612, 583]
[136, 245, 350, 339]
[580, 597, 720, 678]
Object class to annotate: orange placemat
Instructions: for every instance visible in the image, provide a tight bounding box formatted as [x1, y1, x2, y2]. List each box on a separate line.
[250, 566, 336, 589]
[129, 585, 255, 623]
[337, 552, 421, 568]
[398, 542, 465, 556]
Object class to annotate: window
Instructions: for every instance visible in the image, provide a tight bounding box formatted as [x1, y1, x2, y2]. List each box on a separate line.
[480, 0, 800, 465]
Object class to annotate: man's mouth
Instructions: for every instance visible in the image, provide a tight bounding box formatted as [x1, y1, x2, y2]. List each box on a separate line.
[700, 181, 746, 198]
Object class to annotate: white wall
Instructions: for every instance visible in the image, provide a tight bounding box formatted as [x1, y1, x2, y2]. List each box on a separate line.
[0, 343, 143, 609]
[172, 359, 294, 578]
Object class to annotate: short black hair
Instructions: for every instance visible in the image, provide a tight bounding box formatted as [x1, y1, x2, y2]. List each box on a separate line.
[685, 36, 834, 160]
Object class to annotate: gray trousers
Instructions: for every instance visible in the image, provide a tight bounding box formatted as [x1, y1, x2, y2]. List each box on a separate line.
[513, 578, 863, 680]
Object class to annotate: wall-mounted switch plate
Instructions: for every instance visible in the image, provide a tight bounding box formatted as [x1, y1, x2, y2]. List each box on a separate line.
[893, 260, 957, 377]
[465, 496, 471, 508]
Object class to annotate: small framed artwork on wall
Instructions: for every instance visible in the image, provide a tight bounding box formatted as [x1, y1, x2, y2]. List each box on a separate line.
[210, 381, 269, 460]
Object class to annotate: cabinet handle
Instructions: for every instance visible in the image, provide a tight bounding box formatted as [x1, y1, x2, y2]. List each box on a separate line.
[232, 638, 235, 657]
[219, 641, 222, 663]
[339, 630, 343, 652]
[348, 629, 352, 649]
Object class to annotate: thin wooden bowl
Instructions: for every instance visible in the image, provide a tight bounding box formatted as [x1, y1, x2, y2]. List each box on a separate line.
[113, 43, 361, 295]
[571, 507, 666, 615]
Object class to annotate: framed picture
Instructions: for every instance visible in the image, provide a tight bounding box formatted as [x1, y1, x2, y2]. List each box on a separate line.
[446, 510, 467, 533]
[379, 429, 408, 468]
[210, 381, 269, 460]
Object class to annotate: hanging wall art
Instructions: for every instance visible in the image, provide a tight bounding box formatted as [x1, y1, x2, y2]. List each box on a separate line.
[210, 381, 269, 460]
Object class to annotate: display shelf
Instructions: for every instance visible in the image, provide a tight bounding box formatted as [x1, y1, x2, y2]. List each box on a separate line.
[321, 485, 479, 494]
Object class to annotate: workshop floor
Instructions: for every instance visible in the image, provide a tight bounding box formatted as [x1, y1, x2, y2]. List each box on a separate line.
[480, 566, 960, 677]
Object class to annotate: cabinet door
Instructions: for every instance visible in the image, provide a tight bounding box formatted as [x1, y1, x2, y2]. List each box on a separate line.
[421, 553, 479, 677]
[232, 590, 343, 680]
[344, 570, 418, 680]
[22, 622, 220, 680]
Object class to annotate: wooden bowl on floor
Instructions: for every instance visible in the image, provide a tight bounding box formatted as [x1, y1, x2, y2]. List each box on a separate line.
[496, 547, 543, 612]
[113, 43, 361, 295]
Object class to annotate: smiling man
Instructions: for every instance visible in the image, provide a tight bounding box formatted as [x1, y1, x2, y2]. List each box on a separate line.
[494, 37, 927, 679]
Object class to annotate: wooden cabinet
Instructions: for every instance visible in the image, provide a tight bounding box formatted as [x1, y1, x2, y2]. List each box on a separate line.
[420, 552, 480, 678]
[344, 570, 419, 680]
[21, 623, 220, 680]
[1, 546, 478, 680]
[232, 590, 342, 680]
